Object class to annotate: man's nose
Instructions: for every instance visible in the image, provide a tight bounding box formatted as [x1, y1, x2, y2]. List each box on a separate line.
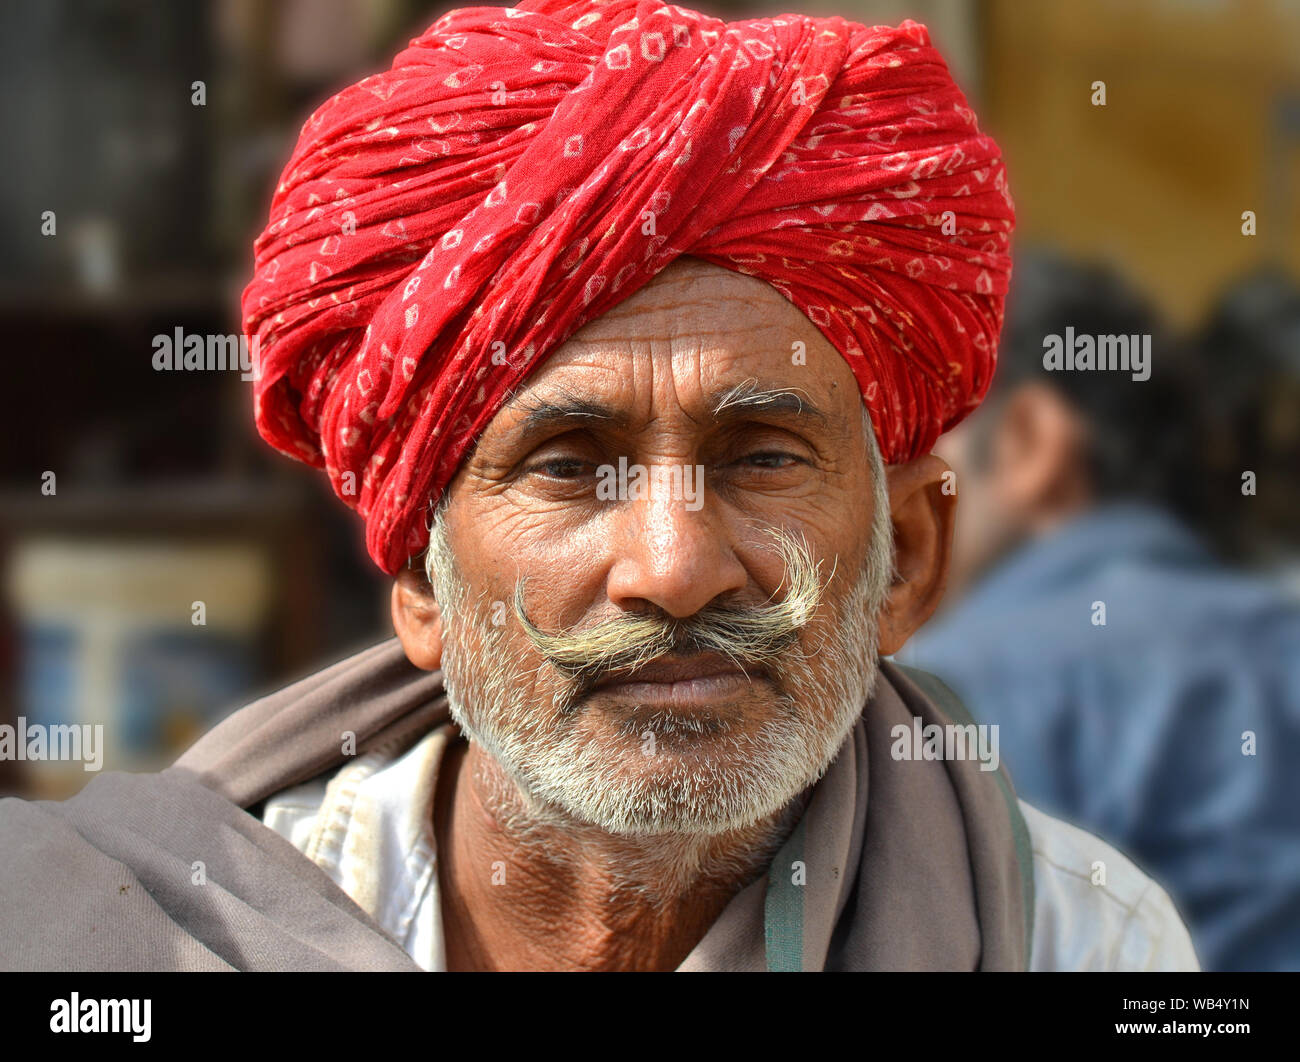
[604, 483, 748, 619]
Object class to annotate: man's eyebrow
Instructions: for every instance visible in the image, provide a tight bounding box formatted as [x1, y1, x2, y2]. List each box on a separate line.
[505, 392, 628, 439]
[498, 381, 831, 443]
[709, 381, 829, 425]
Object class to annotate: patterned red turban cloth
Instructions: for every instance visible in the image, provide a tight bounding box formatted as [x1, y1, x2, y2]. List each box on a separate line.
[242, 0, 1014, 575]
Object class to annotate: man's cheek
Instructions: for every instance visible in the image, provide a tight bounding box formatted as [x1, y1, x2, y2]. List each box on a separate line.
[475, 617, 563, 710]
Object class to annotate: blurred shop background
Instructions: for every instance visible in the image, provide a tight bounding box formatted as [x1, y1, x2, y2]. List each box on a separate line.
[0, 0, 1297, 965]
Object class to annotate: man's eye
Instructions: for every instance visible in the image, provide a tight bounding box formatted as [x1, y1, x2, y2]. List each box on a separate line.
[742, 451, 801, 469]
[530, 457, 591, 479]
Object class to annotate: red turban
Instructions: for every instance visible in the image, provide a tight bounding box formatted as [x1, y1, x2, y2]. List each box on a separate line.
[242, 0, 1014, 575]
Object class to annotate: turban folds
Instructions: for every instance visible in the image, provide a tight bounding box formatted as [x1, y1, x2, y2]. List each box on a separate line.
[242, 0, 1014, 575]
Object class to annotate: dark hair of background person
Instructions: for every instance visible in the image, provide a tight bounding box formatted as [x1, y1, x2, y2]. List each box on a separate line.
[1192, 266, 1300, 565]
[968, 247, 1215, 547]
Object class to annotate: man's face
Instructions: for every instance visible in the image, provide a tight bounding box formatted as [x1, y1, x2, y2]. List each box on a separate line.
[425, 257, 894, 836]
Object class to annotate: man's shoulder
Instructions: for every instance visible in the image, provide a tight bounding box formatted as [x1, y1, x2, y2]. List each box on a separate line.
[1022, 800, 1199, 972]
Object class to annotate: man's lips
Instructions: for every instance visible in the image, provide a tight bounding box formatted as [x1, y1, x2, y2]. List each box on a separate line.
[589, 654, 769, 709]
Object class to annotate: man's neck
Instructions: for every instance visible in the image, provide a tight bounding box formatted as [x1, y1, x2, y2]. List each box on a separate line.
[433, 735, 808, 971]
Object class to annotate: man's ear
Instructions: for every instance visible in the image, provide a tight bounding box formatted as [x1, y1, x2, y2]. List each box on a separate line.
[876, 453, 956, 656]
[392, 567, 444, 671]
[993, 380, 1092, 527]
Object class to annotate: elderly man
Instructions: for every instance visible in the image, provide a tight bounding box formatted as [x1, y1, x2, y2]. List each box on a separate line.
[1, 0, 1195, 971]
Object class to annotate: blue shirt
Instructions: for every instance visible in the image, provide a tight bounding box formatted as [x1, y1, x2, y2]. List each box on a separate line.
[900, 503, 1300, 971]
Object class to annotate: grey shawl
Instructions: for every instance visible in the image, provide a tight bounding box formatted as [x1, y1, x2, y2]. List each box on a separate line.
[0, 638, 1030, 970]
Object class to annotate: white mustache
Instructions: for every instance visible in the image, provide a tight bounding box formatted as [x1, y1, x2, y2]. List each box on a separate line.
[513, 527, 829, 700]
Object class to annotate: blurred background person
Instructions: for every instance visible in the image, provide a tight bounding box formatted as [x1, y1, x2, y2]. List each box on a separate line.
[899, 249, 1300, 971]
[1194, 267, 1300, 592]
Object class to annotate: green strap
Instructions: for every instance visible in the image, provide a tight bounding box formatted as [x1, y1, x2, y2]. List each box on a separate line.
[763, 814, 808, 972]
[760, 666, 1036, 970]
[894, 664, 1037, 967]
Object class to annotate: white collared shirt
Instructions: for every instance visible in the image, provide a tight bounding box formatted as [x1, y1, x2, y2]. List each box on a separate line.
[261, 727, 1200, 971]
[263, 727, 449, 971]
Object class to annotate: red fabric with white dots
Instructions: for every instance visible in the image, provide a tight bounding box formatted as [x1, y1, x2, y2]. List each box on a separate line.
[241, 0, 1015, 575]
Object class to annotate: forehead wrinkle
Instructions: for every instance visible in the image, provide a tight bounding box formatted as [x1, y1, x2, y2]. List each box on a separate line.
[566, 267, 812, 350]
[563, 311, 790, 350]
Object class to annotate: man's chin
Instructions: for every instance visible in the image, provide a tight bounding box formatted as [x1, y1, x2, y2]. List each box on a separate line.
[514, 725, 823, 837]
[448, 686, 843, 837]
